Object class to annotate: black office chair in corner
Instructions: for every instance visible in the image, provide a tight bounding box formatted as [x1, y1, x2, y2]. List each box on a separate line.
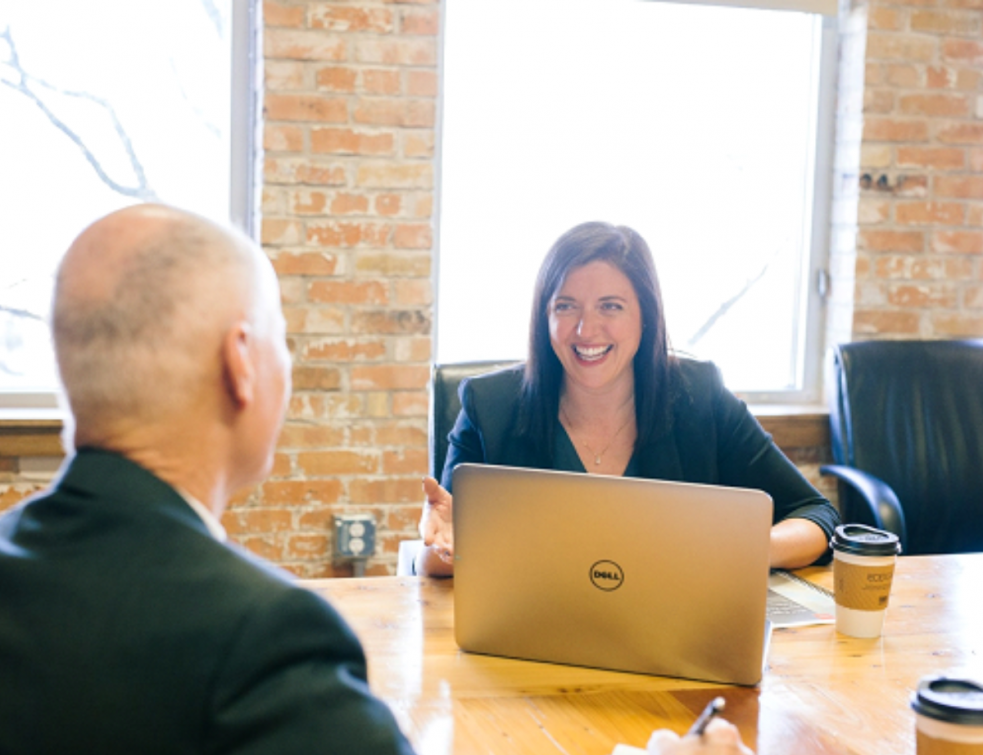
[395, 359, 521, 576]
[820, 339, 983, 556]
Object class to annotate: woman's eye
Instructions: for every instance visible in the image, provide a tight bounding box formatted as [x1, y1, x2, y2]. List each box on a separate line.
[601, 301, 624, 312]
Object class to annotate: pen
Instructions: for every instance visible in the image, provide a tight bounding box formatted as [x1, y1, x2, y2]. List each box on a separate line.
[686, 696, 726, 737]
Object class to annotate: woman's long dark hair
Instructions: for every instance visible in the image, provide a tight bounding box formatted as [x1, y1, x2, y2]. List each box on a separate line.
[518, 222, 678, 457]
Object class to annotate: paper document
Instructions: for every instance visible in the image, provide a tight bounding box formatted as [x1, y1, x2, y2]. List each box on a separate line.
[767, 570, 835, 627]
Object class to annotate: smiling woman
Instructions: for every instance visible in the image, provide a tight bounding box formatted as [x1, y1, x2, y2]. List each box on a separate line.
[416, 221, 840, 578]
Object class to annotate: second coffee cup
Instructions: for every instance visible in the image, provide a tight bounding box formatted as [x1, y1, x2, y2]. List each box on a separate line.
[830, 523, 902, 638]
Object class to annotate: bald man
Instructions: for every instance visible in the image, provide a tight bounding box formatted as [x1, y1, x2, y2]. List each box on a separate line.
[0, 205, 416, 755]
[0, 205, 753, 755]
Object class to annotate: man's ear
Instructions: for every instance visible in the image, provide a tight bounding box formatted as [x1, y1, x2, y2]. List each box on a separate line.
[222, 321, 255, 408]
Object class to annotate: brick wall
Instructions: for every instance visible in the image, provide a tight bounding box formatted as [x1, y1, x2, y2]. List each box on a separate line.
[854, 0, 983, 339]
[3, 0, 982, 575]
[246, 0, 439, 576]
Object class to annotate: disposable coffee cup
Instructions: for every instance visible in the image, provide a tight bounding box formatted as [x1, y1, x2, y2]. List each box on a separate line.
[830, 523, 901, 638]
[911, 676, 983, 754]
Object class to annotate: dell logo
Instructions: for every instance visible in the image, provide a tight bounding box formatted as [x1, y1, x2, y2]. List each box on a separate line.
[589, 560, 624, 591]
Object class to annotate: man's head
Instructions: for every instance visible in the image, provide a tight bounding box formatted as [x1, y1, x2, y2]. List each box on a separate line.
[52, 203, 291, 490]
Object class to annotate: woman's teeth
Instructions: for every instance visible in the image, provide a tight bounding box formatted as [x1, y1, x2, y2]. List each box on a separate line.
[574, 345, 611, 361]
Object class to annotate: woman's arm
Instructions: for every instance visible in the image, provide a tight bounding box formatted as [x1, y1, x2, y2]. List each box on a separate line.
[768, 517, 830, 569]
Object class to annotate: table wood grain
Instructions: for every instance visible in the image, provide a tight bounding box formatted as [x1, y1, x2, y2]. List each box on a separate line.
[303, 554, 983, 755]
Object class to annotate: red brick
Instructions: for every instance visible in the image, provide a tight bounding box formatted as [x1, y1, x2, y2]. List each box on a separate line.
[309, 280, 389, 305]
[265, 94, 347, 123]
[312, 127, 395, 156]
[349, 477, 424, 505]
[354, 252, 431, 277]
[354, 38, 437, 66]
[932, 312, 983, 336]
[858, 230, 925, 252]
[236, 536, 284, 561]
[310, 6, 394, 33]
[382, 447, 427, 475]
[394, 279, 432, 305]
[868, 7, 903, 29]
[353, 98, 435, 128]
[896, 146, 965, 169]
[356, 162, 433, 189]
[290, 190, 327, 214]
[887, 284, 957, 307]
[864, 89, 895, 114]
[265, 158, 348, 186]
[351, 309, 431, 335]
[264, 124, 304, 152]
[935, 175, 983, 199]
[261, 218, 302, 245]
[306, 221, 391, 247]
[302, 339, 387, 361]
[393, 223, 432, 249]
[315, 66, 357, 93]
[277, 425, 346, 449]
[852, 309, 921, 334]
[964, 286, 983, 308]
[865, 32, 937, 62]
[292, 366, 342, 391]
[260, 479, 344, 505]
[406, 70, 437, 97]
[297, 450, 380, 475]
[351, 365, 430, 390]
[285, 306, 347, 336]
[376, 422, 427, 446]
[330, 192, 370, 214]
[401, 8, 439, 35]
[927, 66, 954, 89]
[284, 534, 331, 560]
[384, 503, 424, 532]
[937, 122, 983, 144]
[971, 149, 983, 171]
[403, 131, 434, 158]
[265, 61, 306, 90]
[264, 1, 305, 28]
[362, 69, 402, 95]
[898, 93, 970, 117]
[375, 194, 402, 216]
[272, 252, 339, 276]
[911, 10, 981, 35]
[393, 336, 431, 362]
[864, 118, 929, 142]
[222, 509, 294, 536]
[895, 201, 964, 225]
[942, 38, 983, 63]
[392, 391, 428, 417]
[931, 231, 983, 253]
[265, 29, 347, 61]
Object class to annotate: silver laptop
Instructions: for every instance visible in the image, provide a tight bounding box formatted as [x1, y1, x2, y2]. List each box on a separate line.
[452, 464, 774, 686]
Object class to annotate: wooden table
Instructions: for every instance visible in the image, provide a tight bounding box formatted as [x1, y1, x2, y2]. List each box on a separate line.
[304, 554, 983, 755]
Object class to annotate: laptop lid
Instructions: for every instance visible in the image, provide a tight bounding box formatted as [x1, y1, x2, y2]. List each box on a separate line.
[452, 464, 773, 686]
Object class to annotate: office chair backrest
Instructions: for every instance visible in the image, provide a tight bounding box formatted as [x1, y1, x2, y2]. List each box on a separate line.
[429, 361, 521, 479]
[829, 339, 983, 554]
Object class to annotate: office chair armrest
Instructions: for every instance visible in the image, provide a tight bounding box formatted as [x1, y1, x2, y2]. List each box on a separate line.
[819, 464, 908, 552]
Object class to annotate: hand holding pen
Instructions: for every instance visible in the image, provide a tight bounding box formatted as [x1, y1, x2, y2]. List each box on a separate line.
[645, 697, 754, 755]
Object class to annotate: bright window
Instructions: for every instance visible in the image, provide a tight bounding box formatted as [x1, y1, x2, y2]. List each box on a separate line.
[0, 0, 256, 408]
[437, 0, 836, 402]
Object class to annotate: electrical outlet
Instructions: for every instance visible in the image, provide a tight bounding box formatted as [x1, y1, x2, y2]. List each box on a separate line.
[334, 514, 376, 559]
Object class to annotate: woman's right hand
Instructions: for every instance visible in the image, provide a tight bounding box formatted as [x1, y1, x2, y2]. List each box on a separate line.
[418, 477, 455, 576]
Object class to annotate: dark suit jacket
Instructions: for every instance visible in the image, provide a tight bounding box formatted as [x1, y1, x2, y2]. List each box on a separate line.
[441, 361, 840, 545]
[0, 449, 415, 755]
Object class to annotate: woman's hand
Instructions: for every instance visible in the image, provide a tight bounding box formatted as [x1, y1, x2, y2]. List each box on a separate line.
[417, 477, 455, 576]
[646, 719, 754, 754]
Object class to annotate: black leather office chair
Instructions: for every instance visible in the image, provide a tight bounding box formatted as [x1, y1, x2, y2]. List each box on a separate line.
[820, 340, 983, 555]
[396, 360, 521, 575]
[428, 360, 521, 479]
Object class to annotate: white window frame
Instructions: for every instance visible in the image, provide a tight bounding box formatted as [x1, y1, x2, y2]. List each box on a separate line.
[434, 0, 839, 406]
[0, 0, 259, 415]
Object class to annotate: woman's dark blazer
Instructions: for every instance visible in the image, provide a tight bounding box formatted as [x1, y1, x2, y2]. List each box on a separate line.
[0, 449, 415, 755]
[440, 360, 840, 543]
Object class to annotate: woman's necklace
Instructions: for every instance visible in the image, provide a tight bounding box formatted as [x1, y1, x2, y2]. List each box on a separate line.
[561, 405, 636, 466]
